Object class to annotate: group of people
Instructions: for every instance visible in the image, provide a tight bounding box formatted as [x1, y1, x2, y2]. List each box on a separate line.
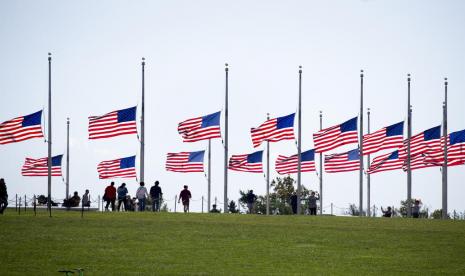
[103, 181, 167, 212]
[381, 199, 423, 218]
[245, 190, 320, 215]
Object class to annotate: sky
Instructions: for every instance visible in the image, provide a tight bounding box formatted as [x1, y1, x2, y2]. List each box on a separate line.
[1, 0, 465, 214]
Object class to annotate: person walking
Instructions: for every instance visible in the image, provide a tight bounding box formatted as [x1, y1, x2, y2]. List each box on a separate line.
[290, 192, 297, 214]
[82, 189, 90, 207]
[104, 182, 116, 211]
[149, 181, 162, 212]
[0, 178, 8, 214]
[136, 182, 149, 212]
[117, 183, 128, 211]
[178, 185, 192, 213]
[308, 191, 319, 216]
[246, 190, 257, 214]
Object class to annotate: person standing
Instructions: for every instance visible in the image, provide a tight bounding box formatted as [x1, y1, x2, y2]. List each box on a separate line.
[82, 189, 90, 207]
[381, 206, 392, 218]
[178, 185, 192, 213]
[150, 181, 163, 212]
[104, 182, 116, 211]
[117, 183, 128, 211]
[412, 199, 422, 218]
[0, 178, 8, 214]
[308, 191, 319, 216]
[136, 182, 149, 211]
[290, 192, 298, 214]
[246, 190, 257, 214]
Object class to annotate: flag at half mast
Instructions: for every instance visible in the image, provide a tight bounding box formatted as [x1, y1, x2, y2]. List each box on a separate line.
[313, 117, 358, 153]
[363, 121, 404, 155]
[166, 151, 205, 173]
[97, 156, 137, 179]
[178, 111, 221, 142]
[368, 150, 404, 174]
[0, 110, 44, 145]
[324, 148, 360, 173]
[21, 155, 63, 176]
[229, 151, 263, 173]
[275, 149, 315, 174]
[251, 113, 295, 148]
[88, 106, 137, 140]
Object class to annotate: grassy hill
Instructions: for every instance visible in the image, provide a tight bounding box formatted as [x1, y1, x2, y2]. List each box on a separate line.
[1, 211, 465, 275]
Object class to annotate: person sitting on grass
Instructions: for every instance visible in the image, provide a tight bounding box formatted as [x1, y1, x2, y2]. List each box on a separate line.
[0, 178, 8, 214]
[210, 204, 220, 213]
[381, 206, 392, 218]
[178, 185, 192, 213]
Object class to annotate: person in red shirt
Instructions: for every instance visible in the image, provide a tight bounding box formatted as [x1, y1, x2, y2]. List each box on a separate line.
[178, 185, 192, 213]
[104, 182, 117, 211]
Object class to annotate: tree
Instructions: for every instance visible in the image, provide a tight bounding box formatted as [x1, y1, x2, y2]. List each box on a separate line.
[398, 199, 429, 218]
[432, 209, 450, 219]
[346, 203, 366, 216]
[238, 175, 312, 215]
[228, 200, 239, 213]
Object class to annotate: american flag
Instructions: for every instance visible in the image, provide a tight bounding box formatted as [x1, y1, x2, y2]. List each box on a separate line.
[21, 155, 63, 176]
[324, 148, 360, 173]
[166, 151, 205, 173]
[401, 126, 441, 157]
[0, 110, 43, 145]
[363, 121, 404, 155]
[368, 150, 404, 174]
[417, 129, 465, 168]
[229, 151, 263, 173]
[178, 111, 221, 142]
[405, 153, 441, 171]
[251, 113, 295, 148]
[275, 149, 315, 175]
[313, 117, 358, 153]
[88, 106, 137, 140]
[97, 156, 137, 179]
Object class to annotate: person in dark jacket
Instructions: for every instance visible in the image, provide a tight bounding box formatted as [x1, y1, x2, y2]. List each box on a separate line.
[246, 190, 257, 214]
[290, 192, 298, 214]
[104, 182, 117, 211]
[381, 206, 392, 217]
[150, 181, 162, 212]
[117, 183, 128, 211]
[178, 185, 192, 213]
[0, 178, 8, 214]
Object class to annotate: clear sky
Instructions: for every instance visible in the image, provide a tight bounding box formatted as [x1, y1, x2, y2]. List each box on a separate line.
[1, 0, 464, 214]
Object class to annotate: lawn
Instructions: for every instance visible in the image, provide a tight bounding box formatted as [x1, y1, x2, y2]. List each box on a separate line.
[1, 210, 465, 275]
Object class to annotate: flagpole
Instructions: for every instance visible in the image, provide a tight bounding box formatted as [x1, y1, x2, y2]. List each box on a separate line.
[319, 111, 323, 215]
[297, 65, 302, 214]
[208, 138, 211, 212]
[359, 69, 364, 216]
[407, 74, 412, 218]
[224, 63, 229, 213]
[366, 108, 371, 217]
[266, 113, 270, 215]
[140, 57, 145, 183]
[442, 77, 448, 219]
[47, 53, 52, 217]
[66, 118, 70, 204]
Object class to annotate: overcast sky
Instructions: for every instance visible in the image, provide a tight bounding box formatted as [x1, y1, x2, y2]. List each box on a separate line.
[1, 0, 464, 214]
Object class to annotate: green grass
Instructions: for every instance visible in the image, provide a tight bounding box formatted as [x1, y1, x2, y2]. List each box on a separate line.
[1, 211, 465, 275]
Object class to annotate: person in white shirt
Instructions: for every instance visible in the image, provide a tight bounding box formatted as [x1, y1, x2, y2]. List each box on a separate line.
[136, 182, 149, 211]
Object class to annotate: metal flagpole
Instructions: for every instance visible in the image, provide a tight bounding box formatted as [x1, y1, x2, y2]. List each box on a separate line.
[266, 113, 270, 215]
[66, 118, 70, 204]
[366, 108, 371, 217]
[359, 70, 364, 216]
[297, 66, 302, 214]
[442, 77, 448, 219]
[407, 74, 412, 217]
[47, 53, 52, 217]
[224, 63, 229, 213]
[208, 139, 211, 212]
[140, 57, 145, 183]
[319, 111, 323, 215]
